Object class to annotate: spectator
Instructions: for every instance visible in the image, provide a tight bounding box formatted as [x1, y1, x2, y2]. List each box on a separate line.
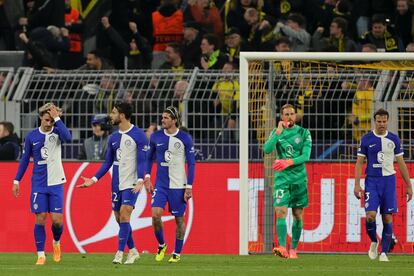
[212, 62, 239, 142]
[243, 7, 275, 51]
[184, 0, 223, 40]
[0, 0, 24, 50]
[151, 0, 184, 69]
[19, 26, 71, 69]
[406, 42, 414, 52]
[199, 33, 228, 70]
[61, 0, 84, 69]
[18, 0, 65, 31]
[352, 0, 371, 37]
[360, 14, 404, 52]
[100, 17, 152, 69]
[0, 121, 20, 160]
[361, 43, 377, 52]
[349, 76, 374, 142]
[160, 42, 192, 70]
[312, 17, 357, 52]
[225, 0, 258, 40]
[263, 0, 305, 22]
[173, 80, 189, 113]
[223, 27, 246, 66]
[393, 0, 413, 48]
[182, 21, 203, 67]
[273, 13, 311, 52]
[78, 50, 114, 70]
[78, 114, 111, 161]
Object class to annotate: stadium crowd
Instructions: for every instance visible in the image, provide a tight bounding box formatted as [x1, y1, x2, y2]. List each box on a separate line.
[0, 0, 413, 70]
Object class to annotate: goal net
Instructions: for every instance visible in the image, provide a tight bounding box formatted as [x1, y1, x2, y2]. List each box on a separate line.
[239, 52, 414, 255]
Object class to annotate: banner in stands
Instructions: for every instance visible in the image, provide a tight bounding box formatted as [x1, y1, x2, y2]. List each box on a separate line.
[0, 162, 413, 254]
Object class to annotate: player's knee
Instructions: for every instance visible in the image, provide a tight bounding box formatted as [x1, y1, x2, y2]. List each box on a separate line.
[366, 214, 376, 222]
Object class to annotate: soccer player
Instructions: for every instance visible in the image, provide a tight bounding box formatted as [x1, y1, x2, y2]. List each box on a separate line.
[136, 106, 195, 263]
[354, 108, 413, 262]
[12, 103, 72, 265]
[263, 104, 312, 259]
[77, 102, 148, 264]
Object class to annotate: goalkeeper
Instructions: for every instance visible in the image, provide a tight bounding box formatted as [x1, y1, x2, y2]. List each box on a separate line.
[263, 104, 312, 259]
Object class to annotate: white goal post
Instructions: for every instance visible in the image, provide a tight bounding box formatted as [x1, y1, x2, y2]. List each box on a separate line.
[239, 52, 414, 255]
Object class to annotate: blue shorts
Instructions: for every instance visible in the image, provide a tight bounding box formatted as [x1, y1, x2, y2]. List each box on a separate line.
[364, 175, 397, 214]
[30, 184, 64, 213]
[151, 187, 186, 217]
[112, 188, 139, 211]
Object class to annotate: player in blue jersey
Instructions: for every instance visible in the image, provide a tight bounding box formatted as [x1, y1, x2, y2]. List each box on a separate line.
[136, 106, 195, 263]
[354, 108, 413, 262]
[78, 102, 148, 264]
[12, 103, 72, 265]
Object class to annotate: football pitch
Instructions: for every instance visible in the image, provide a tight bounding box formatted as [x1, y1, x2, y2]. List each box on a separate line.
[1, 253, 413, 276]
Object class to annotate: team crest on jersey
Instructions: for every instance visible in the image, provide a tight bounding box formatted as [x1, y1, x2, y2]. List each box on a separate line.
[294, 137, 300, 144]
[125, 140, 132, 147]
[174, 142, 181, 149]
[365, 203, 369, 209]
[41, 147, 49, 159]
[49, 135, 56, 143]
[33, 203, 38, 210]
[387, 142, 394, 149]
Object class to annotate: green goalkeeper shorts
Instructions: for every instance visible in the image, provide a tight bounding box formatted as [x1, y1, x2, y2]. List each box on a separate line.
[273, 181, 308, 208]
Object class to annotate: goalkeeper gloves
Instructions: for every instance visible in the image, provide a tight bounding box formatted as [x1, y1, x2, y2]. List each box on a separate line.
[272, 159, 294, 171]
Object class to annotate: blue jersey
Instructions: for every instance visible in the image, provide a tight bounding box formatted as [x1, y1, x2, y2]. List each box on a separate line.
[357, 130, 404, 177]
[147, 129, 195, 189]
[14, 118, 72, 191]
[94, 125, 148, 192]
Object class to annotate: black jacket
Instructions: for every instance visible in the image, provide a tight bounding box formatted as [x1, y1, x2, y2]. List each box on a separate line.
[0, 134, 20, 160]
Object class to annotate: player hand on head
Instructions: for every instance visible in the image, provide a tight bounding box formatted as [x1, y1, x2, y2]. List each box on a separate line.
[272, 159, 293, 171]
[184, 188, 192, 202]
[48, 105, 62, 119]
[76, 176, 96, 188]
[407, 185, 413, 202]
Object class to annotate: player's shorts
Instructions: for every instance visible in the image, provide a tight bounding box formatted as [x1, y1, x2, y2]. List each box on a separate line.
[273, 181, 308, 208]
[151, 187, 186, 217]
[30, 184, 64, 213]
[112, 188, 139, 211]
[364, 175, 397, 214]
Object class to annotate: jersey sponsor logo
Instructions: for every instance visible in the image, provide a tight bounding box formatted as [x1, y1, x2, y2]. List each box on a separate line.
[66, 163, 194, 253]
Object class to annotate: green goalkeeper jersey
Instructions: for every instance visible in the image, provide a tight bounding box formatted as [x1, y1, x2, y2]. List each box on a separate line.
[263, 125, 312, 185]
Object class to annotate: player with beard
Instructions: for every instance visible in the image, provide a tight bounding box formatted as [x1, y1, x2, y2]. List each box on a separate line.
[78, 102, 148, 264]
[263, 104, 312, 259]
[135, 106, 195, 263]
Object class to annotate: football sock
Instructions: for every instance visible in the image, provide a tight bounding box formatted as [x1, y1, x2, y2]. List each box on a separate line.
[291, 219, 303, 249]
[276, 218, 287, 247]
[155, 229, 165, 245]
[51, 223, 63, 242]
[366, 220, 378, 242]
[127, 224, 135, 249]
[174, 239, 184, 254]
[118, 222, 130, 252]
[381, 223, 393, 253]
[34, 224, 46, 252]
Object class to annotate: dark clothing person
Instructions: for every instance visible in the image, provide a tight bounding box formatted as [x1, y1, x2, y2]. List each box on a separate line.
[0, 133, 19, 160]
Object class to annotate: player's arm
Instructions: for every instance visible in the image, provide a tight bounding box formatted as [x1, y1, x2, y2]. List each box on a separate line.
[13, 136, 32, 197]
[133, 131, 149, 193]
[142, 134, 156, 193]
[184, 134, 196, 202]
[77, 137, 114, 188]
[396, 155, 413, 202]
[354, 155, 365, 199]
[263, 128, 279, 154]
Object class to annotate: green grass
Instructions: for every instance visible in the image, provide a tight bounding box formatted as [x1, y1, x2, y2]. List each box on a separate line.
[1, 253, 413, 276]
